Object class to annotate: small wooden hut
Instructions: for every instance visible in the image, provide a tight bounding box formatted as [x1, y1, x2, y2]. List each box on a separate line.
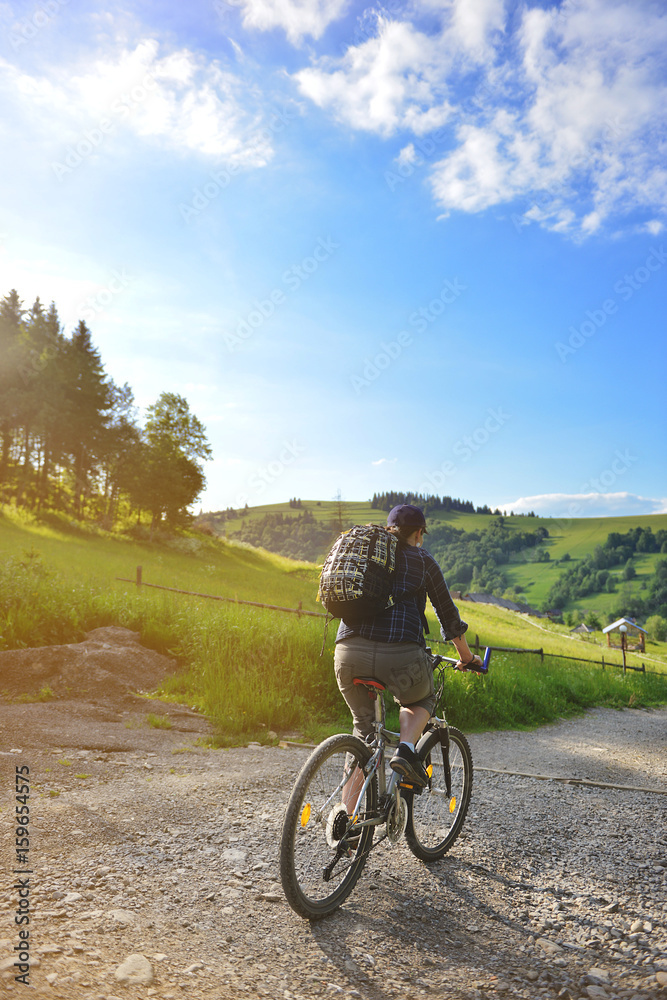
[602, 618, 647, 652]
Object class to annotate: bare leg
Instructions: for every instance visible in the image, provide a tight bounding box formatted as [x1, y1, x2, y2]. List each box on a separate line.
[341, 765, 365, 815]
[399, 705, 430, 746]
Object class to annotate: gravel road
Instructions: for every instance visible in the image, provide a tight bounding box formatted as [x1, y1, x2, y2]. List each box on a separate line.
[1, 667, 666, 1000]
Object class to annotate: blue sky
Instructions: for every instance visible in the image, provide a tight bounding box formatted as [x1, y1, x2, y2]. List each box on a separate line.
[1, 0, 666, 518]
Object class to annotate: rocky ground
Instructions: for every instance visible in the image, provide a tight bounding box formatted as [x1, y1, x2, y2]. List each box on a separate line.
[0, 628, 665, 1000]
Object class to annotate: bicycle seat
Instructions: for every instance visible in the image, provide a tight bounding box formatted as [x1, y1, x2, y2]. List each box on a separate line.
[352, 677, 386, 691]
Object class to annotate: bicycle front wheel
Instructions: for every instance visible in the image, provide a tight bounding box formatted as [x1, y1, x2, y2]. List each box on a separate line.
[405, 726, 473, 862]
[280, 733, 377, 919]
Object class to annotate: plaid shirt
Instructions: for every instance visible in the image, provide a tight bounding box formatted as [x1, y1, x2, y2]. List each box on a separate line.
[335, 544, 468, 646]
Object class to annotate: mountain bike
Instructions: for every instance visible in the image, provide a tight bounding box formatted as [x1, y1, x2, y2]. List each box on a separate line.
[279, 646, 491, 919]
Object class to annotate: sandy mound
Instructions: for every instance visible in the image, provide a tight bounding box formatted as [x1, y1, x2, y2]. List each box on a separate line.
[0, 626, 178, 702]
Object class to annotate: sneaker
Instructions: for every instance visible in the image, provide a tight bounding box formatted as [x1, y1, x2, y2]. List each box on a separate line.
[389, 743, 428, 787]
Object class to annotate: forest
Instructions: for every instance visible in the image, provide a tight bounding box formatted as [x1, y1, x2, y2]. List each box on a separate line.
[546, 527, 667, 619]
[425, 516, 550, 595]
[0, 289, 211, 527]
[369, 491, 536, 516]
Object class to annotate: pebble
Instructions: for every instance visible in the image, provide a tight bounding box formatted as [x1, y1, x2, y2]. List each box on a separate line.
[537, 938, 564, 955]
[114, 954, 154, 986]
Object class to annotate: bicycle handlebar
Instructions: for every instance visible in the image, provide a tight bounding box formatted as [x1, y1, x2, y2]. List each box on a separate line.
[431, 646, 491, 675]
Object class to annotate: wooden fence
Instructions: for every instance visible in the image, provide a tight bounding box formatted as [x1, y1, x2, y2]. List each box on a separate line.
[116, 567, 654, 674]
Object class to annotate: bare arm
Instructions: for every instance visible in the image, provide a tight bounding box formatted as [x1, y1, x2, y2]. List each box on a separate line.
[450, 633, 482, 668]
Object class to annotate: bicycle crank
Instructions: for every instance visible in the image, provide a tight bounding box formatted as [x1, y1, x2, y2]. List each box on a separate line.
[386, 790, 408, 843]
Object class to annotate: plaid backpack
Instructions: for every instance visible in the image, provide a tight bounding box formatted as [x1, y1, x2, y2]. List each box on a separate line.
[317, 524, 399, 625]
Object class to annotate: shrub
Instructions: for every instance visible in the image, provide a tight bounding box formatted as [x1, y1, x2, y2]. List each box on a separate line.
[645, 614, 667, 642]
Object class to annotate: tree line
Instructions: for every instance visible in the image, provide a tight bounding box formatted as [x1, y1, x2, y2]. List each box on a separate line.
[370, 491, 539, 517]
[0, 289, 211, 527]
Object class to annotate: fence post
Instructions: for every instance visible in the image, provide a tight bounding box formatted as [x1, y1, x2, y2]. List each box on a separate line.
[601, 655, 605, 671]
[474, 634, 480, 655]
[136, 565, 142, 588]
[540, 648, 544, 663]
[297, 601, 302, 618]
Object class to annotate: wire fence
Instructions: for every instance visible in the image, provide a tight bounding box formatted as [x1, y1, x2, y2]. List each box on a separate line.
[116, 567, 658, 674]
[115, 565, 327, 619]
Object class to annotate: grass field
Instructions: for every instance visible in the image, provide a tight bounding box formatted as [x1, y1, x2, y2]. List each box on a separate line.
[1, 503, 666, 744]
[207, 500, 667, 614]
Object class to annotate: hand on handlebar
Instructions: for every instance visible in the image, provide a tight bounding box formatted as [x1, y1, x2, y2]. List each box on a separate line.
[455, 654, 484, 673]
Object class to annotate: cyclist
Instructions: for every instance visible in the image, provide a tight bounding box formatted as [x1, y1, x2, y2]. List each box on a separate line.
[334, 503, 481, 787]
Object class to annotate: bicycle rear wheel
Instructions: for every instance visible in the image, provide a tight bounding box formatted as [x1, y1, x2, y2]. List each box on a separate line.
[405, 726, 473, 862]
[280, 733, 376, 919]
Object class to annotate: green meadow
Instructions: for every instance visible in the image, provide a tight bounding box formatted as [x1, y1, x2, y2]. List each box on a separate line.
[212, 501, 667, 613]
[1, 504, 666, 745]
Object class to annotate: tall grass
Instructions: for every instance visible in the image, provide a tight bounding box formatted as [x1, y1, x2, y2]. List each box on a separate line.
[436, 652, 667, 733]
[1, 528, 666, 744]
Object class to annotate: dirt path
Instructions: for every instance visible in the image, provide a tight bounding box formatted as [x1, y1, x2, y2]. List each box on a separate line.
[0, 631, 665, 1000]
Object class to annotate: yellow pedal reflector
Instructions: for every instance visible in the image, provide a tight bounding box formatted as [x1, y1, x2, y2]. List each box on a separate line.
[300, 803, 311, 827]
[426, 764, 433, 778]
[449, 797, 457, 813]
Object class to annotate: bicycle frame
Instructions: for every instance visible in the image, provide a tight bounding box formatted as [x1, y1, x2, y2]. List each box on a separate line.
[348, 646, 490, 831]
[347, 686, 402, 829]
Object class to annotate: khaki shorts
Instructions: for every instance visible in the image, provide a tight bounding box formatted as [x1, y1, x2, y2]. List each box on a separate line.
[334, 636, 436, 739]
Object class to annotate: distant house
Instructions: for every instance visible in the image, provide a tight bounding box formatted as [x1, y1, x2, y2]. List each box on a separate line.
[570, 623, 595, 634]
[602, 617, 647, 652]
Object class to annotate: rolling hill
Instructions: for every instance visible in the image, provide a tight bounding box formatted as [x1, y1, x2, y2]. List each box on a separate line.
[199, 501, 667, 618]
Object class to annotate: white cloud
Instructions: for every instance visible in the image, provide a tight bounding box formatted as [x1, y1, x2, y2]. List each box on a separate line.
[292, 0, 667, 235]
[504, 492, 667, 518]
[371, 457, 396, 466]
[0, 40, 273, 165]
[295, 17, 454, 136]
[432, 1, 667, 233]
[450, 0, 506, 57]
[396, 143, 418, 167]
[236, 0, 350, 45]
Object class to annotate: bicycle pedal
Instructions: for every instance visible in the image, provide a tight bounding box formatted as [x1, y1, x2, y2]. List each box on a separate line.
[399, 781, 414, 789]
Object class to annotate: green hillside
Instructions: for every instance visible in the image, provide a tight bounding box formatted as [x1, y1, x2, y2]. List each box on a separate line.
[202, 501, 667, 617]
[0, 506, 321, 614]
[1, 503, 666, 743]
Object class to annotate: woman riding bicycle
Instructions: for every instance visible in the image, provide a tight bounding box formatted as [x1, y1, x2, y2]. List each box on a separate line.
[334, 504, 481, 787]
